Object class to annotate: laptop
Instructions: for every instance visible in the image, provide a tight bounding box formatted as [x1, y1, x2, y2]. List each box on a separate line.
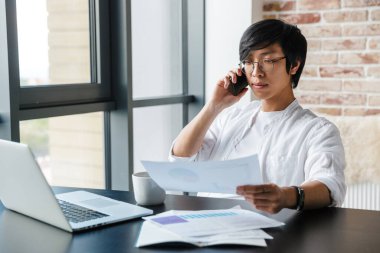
[0, 139, 153, 232]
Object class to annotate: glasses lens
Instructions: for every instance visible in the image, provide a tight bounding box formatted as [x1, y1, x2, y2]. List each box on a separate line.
[242, 61, 251, 74]
[260, 60, 273, 73]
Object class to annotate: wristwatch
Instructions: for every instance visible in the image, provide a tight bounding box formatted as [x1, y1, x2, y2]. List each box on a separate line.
[292, 186, 305, 211]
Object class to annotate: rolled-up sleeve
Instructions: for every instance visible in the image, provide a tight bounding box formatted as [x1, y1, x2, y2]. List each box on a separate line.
[168, 139, 197, 162]
[168, 105, 240, 163]
[304, 120, 346, 206]
[168, 110, 226, 162]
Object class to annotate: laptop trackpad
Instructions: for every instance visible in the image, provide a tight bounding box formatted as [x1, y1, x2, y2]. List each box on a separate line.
[80, 198, 119, 208]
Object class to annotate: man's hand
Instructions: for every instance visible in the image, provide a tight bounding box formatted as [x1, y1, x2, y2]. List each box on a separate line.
[236, 184, 296, 214]
[208, 68, 248, 113]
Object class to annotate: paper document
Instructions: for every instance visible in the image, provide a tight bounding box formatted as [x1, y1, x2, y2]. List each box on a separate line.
[136, 207, 284, 248]
[143, 209, 284, 237]
[136, 221, 268, 247]
[141, 154, 262, 193]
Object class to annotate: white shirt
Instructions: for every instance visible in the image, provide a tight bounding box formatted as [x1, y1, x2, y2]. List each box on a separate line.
[169, 100, 346, 206]
[229, 110, 283, 160]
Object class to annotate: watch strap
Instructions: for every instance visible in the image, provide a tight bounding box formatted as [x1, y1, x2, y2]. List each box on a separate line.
[292, 186, 305, 211]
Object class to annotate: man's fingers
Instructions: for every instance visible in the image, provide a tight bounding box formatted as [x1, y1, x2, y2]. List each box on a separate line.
[236, 184, 274, 194]
[227, 71, 237, 83]
[223, 76, 230, 88]
[244, 196, 272, 206]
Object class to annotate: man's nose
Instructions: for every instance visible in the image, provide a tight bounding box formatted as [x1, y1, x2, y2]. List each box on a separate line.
[252, 62, 264, 77]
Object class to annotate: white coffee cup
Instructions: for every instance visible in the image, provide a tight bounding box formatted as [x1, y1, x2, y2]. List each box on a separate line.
[132, 171, 166, 206]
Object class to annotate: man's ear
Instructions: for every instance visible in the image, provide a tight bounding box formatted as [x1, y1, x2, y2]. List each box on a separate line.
[290, 60, 301, 75]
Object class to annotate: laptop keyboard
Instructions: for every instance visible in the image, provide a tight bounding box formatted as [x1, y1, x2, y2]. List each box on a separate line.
[58, 199, 109, 223]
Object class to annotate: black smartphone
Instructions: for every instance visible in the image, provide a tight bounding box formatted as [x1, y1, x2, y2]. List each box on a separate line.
[227, 74, 248, 96]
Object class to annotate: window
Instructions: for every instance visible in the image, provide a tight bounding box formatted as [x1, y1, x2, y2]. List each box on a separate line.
[108, 0, 204, 190]
[131, 0, 182, 99]
[20, 112, 105, 188]
[17, 0, 91, 86]
[1, 0, 205, 191]
[133, 105, 183, 171]
[17, 0, 112, 109]
[131, 0, 183, 171]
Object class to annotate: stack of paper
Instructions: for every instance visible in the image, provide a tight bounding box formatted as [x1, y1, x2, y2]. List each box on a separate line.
[136, 208, 284, 247]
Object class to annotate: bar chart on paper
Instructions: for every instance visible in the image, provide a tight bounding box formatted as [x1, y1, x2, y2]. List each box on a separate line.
[179, 211, 238, 219]
[144, 209, 284, 237]
[151, 211, 238, 225]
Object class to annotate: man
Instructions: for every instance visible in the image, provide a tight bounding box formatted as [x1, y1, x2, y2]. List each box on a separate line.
[169, 19, 346, 214]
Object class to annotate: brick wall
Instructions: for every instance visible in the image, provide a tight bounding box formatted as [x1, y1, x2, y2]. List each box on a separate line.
[263, 0, 380, 116]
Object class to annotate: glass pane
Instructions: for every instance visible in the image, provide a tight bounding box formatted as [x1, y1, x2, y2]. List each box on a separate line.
[16, 0, 91, 86]
[19, 112, 105, 189]
[131, 0, 182, 98]
[133, 105, 182, 172]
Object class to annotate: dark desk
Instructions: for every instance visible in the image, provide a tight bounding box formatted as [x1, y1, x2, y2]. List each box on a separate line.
[1, 187, 380, 253]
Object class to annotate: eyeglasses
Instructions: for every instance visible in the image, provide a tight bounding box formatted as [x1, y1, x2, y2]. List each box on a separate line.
[239, 56, 286, 75]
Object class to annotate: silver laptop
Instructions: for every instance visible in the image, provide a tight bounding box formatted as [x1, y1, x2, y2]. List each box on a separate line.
[0, 139, 153, 232]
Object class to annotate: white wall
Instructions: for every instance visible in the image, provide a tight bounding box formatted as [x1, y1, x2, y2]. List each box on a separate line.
[205, 0, 263, 104]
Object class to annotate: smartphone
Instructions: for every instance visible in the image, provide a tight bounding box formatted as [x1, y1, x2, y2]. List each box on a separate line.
[227, 74, 248, 96]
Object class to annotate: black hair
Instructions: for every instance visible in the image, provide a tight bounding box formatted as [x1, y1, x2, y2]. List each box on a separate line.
[239, 19, 307, 88]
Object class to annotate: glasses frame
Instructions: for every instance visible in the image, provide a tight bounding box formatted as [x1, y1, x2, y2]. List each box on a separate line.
[239, 56, 286, 75]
